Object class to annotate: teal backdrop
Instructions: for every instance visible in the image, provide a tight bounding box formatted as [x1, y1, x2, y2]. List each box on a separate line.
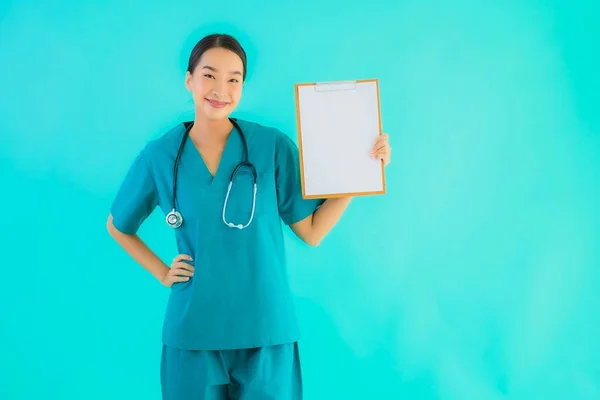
[1, 0, 598, 399]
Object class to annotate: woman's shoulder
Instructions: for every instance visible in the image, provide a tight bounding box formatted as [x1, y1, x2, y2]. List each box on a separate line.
[234, 117, 292, 146]
[141, 122, 187, 158]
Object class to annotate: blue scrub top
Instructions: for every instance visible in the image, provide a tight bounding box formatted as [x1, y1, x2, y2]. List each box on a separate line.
[110, 119, 324, 351]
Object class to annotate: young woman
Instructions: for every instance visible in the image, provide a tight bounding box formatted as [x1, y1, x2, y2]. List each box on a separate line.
[107, 33, 391, 400]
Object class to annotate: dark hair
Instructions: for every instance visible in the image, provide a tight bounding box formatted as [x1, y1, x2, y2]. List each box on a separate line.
[187, 33, 247, 81]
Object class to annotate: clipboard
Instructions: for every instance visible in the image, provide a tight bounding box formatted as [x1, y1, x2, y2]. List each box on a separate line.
[294, 78, 386, 199]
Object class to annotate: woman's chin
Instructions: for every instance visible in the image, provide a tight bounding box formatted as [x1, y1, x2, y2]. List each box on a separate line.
[201, 104, 232, 120]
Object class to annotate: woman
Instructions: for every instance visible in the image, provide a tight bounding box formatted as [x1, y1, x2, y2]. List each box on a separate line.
[107, 33, 391, 400]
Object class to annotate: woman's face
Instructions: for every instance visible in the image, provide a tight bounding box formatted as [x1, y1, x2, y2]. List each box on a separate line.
[185, 47, 244, 121]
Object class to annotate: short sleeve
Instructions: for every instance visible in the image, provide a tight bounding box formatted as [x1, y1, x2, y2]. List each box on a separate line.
[110, 149, 159, 234]
[275, 133, 325, 225]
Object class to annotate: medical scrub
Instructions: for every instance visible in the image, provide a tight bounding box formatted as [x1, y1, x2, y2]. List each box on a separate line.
[110, 119, 323, 399]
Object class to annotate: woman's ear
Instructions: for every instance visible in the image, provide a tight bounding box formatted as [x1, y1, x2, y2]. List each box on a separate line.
[185, 71, 192, 92]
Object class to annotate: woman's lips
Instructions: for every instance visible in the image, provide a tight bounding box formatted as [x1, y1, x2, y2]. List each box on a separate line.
[206, 98, 228, 108]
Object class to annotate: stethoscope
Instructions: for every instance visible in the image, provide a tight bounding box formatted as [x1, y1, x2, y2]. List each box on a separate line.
[165, 118, 258, 230]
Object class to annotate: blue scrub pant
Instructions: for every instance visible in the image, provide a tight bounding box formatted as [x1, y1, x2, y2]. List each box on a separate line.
[160, 342, 302, 400]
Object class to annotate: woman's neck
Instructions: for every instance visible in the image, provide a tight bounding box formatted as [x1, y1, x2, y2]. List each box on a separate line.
[189, 115, 233, 147]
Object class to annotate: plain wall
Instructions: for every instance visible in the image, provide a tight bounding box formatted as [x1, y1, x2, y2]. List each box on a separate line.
[1, 0, 598, 399]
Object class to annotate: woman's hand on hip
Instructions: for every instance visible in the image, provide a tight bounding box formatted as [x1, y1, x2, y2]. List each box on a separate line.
[160, 254, 194, 288]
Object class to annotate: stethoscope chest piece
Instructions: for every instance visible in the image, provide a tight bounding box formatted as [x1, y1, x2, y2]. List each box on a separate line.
[166, 209, 183, 228]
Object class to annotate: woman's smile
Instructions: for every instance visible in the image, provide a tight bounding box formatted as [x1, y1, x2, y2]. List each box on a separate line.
[206, 98, 228, 108]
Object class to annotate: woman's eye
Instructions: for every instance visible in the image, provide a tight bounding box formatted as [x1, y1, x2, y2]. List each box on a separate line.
[230, 79, 239, 83]
[204, 74, 214, 79]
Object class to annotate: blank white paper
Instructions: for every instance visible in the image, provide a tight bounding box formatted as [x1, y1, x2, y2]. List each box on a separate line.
[296, 80, 385, 198]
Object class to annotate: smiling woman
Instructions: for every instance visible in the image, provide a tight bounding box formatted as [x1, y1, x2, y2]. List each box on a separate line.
[185, 35, 246, 125]
[106, 32, 391, 400]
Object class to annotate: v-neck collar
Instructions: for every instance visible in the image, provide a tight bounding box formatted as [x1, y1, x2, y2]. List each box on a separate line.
[181, 122, 241, 189]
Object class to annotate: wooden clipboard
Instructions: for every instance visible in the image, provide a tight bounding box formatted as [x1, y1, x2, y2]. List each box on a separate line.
[294, 78, 386, 199]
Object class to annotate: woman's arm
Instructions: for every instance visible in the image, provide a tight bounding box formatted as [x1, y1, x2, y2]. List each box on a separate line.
[290, 196, 352, 246]
[106, 214, 170, 281]
[107, 214, 195, 287]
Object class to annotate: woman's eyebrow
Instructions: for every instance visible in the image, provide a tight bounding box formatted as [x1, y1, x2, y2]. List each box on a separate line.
[201, 65, 242, 76]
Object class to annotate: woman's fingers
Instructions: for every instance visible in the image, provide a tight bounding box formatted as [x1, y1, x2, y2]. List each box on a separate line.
[373, 133, 389, 145]
[371, 135, 390, 154]
[165, 254, 195, 286]
[172, 263, 194, 275]
[376, 147, 391, 156]
[371, 144, 389, 155]
[172, 260, 194, 271]
[172, 254, 193, 264]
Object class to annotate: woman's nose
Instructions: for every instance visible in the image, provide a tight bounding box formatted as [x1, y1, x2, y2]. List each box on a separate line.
[212, 83, 226, 97]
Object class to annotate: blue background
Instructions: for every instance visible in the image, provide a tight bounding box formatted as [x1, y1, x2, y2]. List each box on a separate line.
[1, 0, 599, 399]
